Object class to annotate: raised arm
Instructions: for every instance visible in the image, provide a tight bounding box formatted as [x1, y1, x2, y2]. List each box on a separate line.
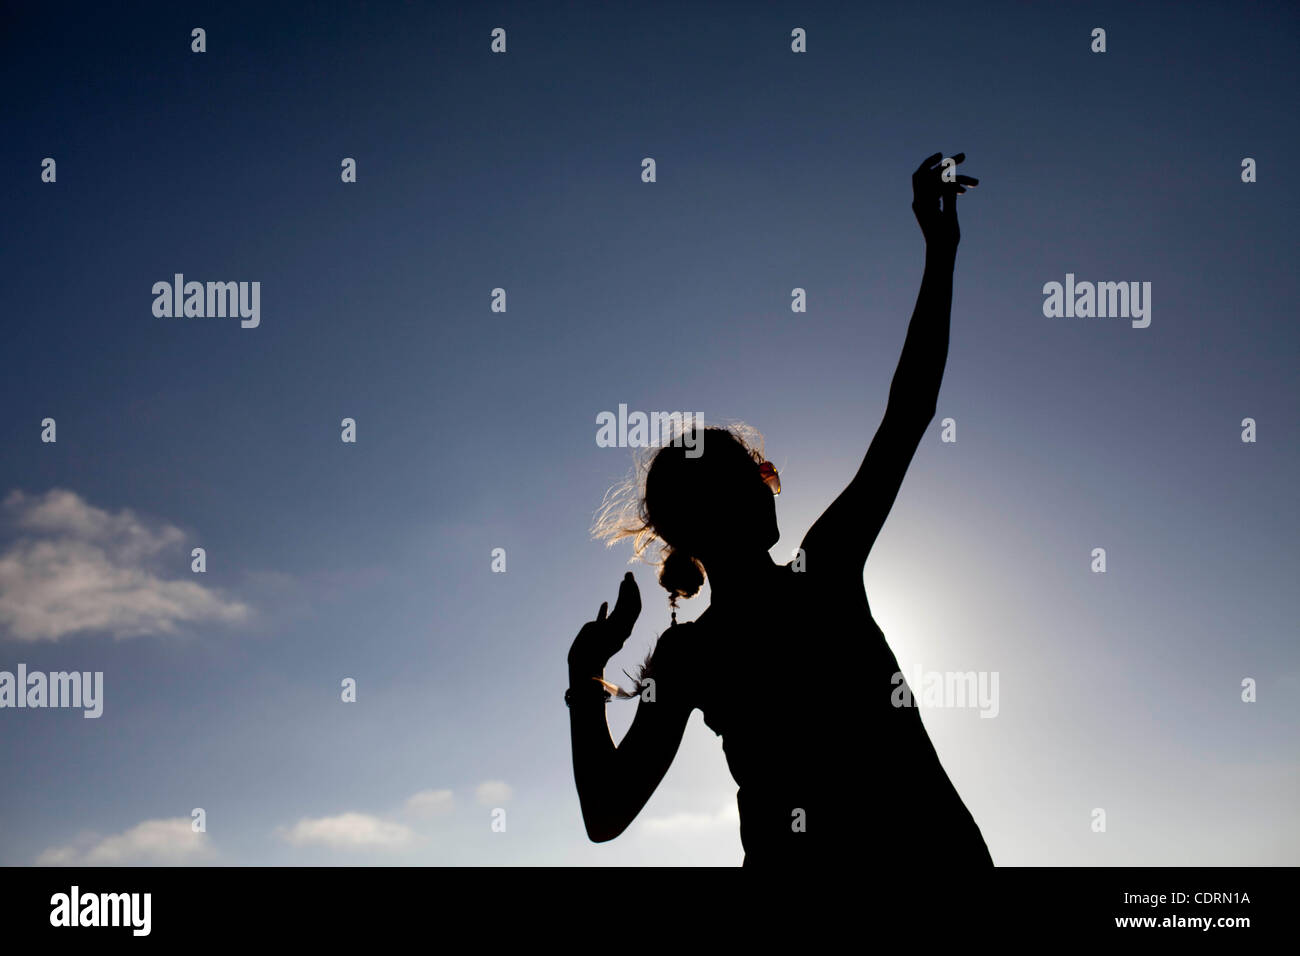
[799, 152, 977, 578]
[567, 573, 693, 842]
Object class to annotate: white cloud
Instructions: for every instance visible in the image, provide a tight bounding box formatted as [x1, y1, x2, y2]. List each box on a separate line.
[640, 803, 740, 834]
[404, 788, 454, 817]
[0, 489, 250, 642]
[37, 817, 213, 866]
[276, 812, 413, 851]
[475, 780, 512, 806]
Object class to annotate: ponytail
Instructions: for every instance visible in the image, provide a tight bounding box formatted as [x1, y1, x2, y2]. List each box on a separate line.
[659, 546, 704, 624]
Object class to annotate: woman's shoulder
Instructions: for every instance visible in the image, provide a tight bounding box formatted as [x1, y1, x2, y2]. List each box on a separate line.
[634, 618, 705, 696]
[643, 619, 696, 667]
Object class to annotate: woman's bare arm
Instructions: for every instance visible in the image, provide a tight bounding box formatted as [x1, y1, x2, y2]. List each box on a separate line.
[800, 153, 977, 578]
[568, 574, 692, 841]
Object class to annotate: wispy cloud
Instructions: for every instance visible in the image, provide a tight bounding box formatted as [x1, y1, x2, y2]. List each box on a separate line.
[475, 780, 512, 806]
[277, 785, 485, 854]
[37, 817, 213, 866]
[0, 489, 250, 642]
[404, 788, 455, 817]
[640, 803, 740, 834]
[276, 812, 414, 851]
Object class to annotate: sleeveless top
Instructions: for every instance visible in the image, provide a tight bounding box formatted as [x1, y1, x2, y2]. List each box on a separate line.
[647, 563, 993, 868]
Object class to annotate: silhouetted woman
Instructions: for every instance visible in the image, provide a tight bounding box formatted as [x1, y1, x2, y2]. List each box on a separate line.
[567, 153, 992, 867]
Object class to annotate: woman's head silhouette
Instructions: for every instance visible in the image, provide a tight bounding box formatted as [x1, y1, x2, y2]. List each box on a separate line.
[595, 423, 778, 611]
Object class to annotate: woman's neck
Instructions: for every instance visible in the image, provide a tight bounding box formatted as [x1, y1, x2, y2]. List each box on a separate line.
[700, 551, 780, 606]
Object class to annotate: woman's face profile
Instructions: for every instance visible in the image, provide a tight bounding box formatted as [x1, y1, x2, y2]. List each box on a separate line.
[651, 438, 779, 559]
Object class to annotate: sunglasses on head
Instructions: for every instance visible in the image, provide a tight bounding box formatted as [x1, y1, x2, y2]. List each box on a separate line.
[758, 461, 781, 495]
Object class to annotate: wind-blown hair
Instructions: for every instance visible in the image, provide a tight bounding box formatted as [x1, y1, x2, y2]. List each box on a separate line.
[591, 420, 766, 606]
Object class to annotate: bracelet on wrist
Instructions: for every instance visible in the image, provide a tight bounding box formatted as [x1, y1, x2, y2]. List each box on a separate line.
[565, 686, 611, 707]
[564, 676, 611, 708]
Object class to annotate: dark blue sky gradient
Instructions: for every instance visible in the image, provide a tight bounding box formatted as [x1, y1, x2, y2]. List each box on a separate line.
[1, 1, 1296, 865]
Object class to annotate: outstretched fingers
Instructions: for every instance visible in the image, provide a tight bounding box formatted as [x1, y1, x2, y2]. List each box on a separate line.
[914, 152, 943, 177]
[913, 151, 976, 246]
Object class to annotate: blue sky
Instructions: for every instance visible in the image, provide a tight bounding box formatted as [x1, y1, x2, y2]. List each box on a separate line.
[1, 1, 1297, 866]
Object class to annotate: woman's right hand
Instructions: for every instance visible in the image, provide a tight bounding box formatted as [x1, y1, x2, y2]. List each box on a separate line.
[911, 151, 977, 253]
[568, 572, 641, 679]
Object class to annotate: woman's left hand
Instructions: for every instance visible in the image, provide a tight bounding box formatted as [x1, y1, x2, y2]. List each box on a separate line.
[568, 572, 641, 679]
